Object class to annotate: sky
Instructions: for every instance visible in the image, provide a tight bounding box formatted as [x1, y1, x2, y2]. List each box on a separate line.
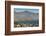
[14, 8, 39, 13]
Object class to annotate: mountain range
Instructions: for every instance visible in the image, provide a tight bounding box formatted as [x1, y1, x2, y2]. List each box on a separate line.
[14, 11, 39, 21]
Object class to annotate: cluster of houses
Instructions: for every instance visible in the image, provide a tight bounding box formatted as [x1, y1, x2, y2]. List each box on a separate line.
[14, 23, 33, 27]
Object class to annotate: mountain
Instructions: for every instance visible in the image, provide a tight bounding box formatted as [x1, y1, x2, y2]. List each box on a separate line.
[14, 11, 33, 15]
[14, 11, 39, 21]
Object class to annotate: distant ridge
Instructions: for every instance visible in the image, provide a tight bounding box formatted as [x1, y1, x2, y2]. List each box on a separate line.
[15, 10, 38, 14]
[14, 11, 37, 14]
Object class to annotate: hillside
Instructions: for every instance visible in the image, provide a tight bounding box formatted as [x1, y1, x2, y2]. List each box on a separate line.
[14, 11, 39, 21]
